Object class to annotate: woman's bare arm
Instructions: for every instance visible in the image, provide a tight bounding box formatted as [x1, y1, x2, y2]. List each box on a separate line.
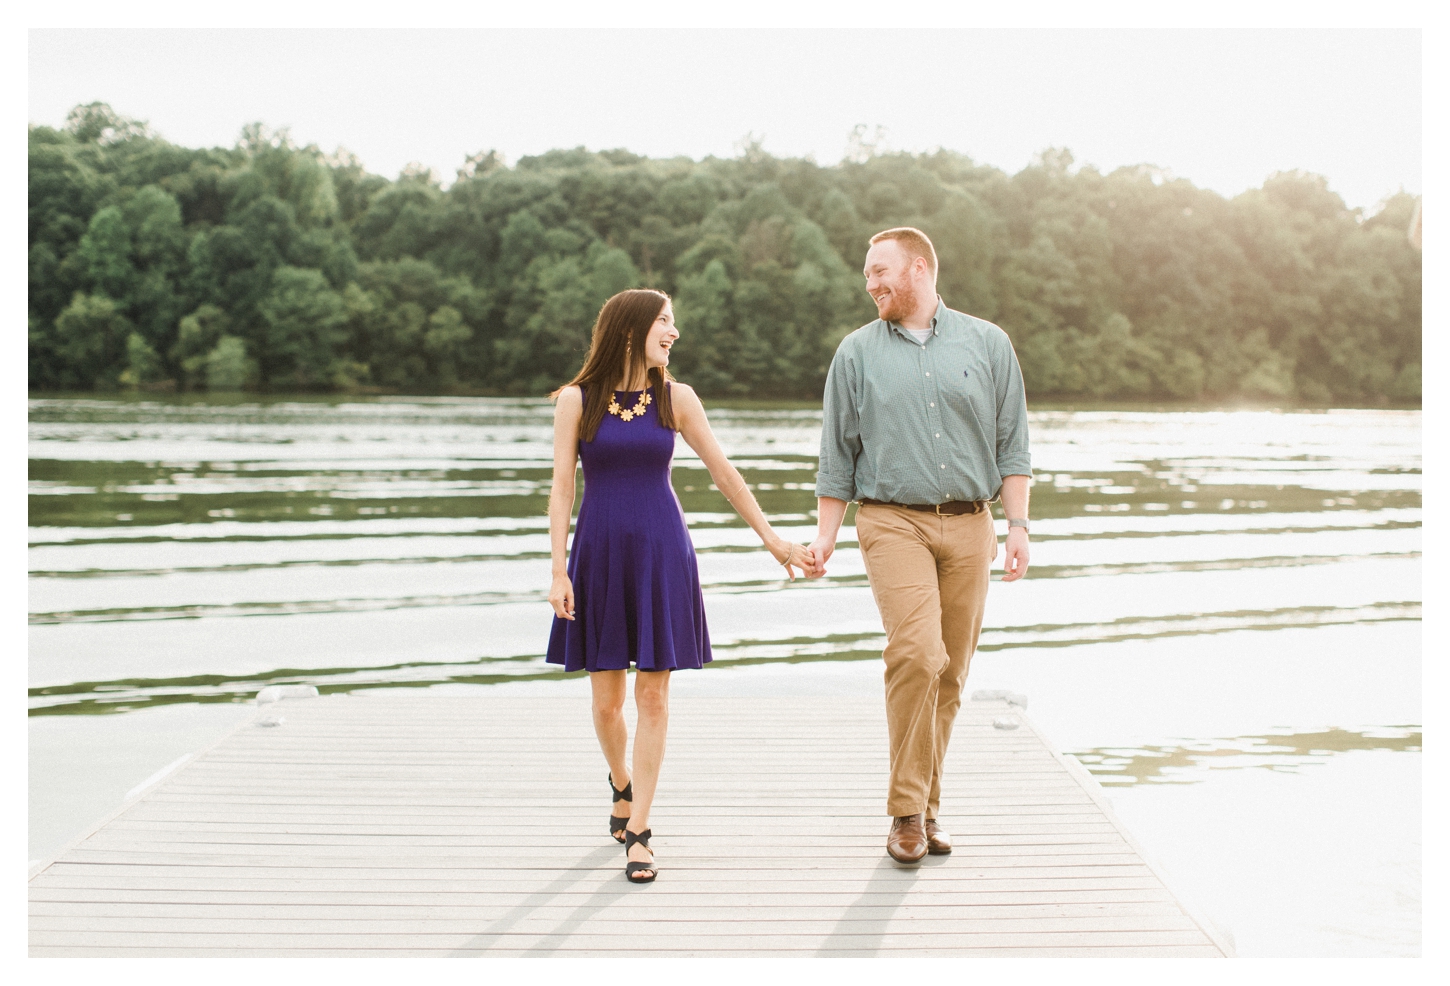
[548, 387, 582, 618]
[672, 383, 817, 579]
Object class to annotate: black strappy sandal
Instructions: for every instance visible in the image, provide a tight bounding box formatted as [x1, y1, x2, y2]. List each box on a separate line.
[608, 773, 633, 844]
[624, 828, 656, 884]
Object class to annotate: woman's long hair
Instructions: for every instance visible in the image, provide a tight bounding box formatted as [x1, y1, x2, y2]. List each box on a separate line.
[552, 289, 677, 442]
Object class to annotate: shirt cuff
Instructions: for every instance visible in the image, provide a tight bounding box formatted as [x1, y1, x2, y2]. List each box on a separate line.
[813, 475, 856, 502]
[996, 451, 1032, 477]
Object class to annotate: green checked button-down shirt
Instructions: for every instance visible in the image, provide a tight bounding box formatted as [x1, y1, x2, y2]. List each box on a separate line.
[815, 300, 1032, 505]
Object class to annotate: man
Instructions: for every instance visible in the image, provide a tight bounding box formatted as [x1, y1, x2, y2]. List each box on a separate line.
[808, 227, 1032, 864]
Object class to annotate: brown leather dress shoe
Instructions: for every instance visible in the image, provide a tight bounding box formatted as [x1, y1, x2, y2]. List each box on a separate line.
[925, 818, 952, 855]
[887, 813, 928, 863]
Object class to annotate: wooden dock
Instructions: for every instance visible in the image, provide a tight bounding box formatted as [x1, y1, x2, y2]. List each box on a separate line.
[29, 691, 1231, 957]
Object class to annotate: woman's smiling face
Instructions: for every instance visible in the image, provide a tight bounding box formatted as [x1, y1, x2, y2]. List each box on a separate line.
[643, 299, 679, 369]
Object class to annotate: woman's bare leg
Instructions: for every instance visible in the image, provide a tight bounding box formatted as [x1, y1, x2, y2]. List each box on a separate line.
[590, 670, 630, 804]
[626, 669, 671, 874]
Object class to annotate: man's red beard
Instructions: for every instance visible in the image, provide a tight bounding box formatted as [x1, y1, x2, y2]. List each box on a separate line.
[873, 276, 921, 323]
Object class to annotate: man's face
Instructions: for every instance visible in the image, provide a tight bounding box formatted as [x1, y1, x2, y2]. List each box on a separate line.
[863, 240, 920, 322]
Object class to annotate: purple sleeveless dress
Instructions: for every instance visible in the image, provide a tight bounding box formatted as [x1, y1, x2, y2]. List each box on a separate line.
[545, 385, 712, 672]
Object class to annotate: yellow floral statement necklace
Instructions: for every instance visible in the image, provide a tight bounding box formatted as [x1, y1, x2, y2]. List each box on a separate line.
[607, 389, 652, 422]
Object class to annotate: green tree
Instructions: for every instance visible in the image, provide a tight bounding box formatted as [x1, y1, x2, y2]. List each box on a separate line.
[205, 336, 259, 391]
[424, 305, 471, 386]
[673, 259, 736, 394]
[257, 266, 348, 388]
[65, 102, 151, 145]
[171, 304, 232, 390]
[28, 106, 1421, 404]
[53, 292, 134, 389]
[77, 206, 135, 300]
[119, 332, 164, 387]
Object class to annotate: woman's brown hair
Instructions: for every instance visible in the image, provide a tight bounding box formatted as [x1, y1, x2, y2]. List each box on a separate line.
[552, 289, 677, 442]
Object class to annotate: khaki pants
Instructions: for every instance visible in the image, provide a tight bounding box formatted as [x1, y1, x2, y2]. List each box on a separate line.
[855, 503, 995, 818]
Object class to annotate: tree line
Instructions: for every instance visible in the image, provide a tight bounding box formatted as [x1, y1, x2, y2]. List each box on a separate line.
[29, 102, 1421, 403]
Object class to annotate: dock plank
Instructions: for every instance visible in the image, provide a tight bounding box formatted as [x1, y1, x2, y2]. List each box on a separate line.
[30, 694, 1230, 957]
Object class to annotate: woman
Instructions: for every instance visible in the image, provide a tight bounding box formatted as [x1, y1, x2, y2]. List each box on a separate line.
[545, 288, 813, 884]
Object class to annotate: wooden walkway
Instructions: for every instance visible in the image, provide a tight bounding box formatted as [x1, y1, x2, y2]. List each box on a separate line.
[29, 691, 1231, 957]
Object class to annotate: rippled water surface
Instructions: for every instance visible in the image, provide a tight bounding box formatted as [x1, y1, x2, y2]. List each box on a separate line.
[28, 396, 1420, 955]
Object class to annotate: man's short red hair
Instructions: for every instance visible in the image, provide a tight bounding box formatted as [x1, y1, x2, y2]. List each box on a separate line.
[869, 227, 938, 279]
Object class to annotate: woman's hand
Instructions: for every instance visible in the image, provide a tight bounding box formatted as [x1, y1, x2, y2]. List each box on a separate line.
[768, 538, 816, 581]
[549, 572, 575, 620]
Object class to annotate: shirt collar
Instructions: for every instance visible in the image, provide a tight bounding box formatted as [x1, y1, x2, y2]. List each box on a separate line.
[887, 296, 945, 341]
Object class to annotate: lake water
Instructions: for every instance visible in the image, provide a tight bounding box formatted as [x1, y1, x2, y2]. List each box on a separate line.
[27, 396, 1421, 956]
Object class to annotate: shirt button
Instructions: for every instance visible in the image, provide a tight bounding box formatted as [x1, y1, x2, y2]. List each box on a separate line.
[940, 464, 945, 469]
[925, 372, 930, 376]
[930, 402, 935, 407]
[935, 433, 940, 438]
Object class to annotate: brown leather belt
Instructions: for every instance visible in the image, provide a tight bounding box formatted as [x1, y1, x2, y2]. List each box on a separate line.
[858, 498, 986, 516]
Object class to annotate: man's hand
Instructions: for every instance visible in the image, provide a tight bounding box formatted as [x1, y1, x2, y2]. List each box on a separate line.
[997, 475, 1031, 582]
[1000, 528, 1030, 582]
[808, 496, 848, 580]
[806, 536, 835, 578]
[797, 543, 826, 579]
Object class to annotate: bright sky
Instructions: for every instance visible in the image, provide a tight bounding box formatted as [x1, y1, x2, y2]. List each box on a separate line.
[28, 28, 1421, 212]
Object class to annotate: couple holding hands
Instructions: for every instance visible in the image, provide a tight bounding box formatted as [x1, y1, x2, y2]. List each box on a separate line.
[545, 227, 1033, 883]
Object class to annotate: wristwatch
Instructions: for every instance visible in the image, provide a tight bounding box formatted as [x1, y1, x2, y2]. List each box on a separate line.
[1008, 518, 1030, 533]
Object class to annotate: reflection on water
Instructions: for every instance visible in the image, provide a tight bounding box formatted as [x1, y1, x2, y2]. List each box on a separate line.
[1072, 727, 1422, 784]
[25, 596, 1424, 717]
[28, 398, 1420, 716]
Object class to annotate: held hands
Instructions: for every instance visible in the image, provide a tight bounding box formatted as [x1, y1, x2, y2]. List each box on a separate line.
[1001, 527, 1030, 582]
[769, 538, 823, 581]
[805, 536, 835, 579]
[549, 572, 576, 620]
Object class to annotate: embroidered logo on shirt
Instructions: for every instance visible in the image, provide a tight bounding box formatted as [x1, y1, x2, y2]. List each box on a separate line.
[963, 370, 970, 379]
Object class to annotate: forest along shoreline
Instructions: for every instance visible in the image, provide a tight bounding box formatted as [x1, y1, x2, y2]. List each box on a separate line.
[30, 103, 1421, 408]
